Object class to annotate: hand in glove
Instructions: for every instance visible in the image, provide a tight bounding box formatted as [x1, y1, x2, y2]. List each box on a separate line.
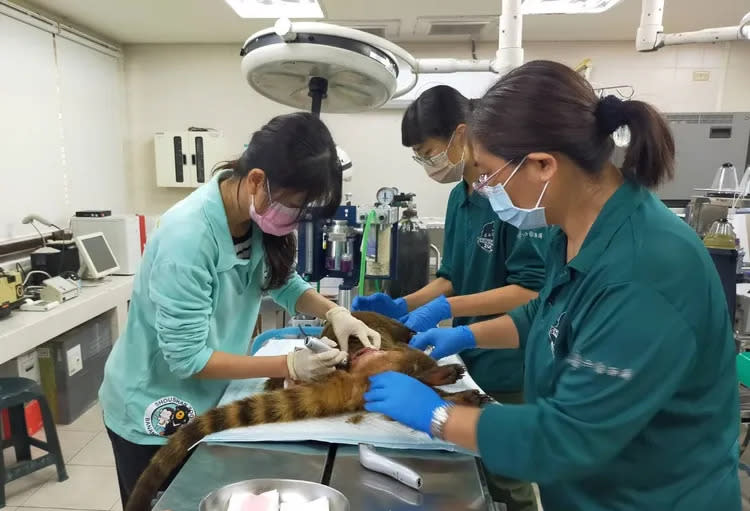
[286, 339, 347, 382]
[364, 371, 448, 435]
[409, 325, 476, 360]
[399, 295, 452, 332]
[351, 293, 407, 319]
[326, 306, 382, 352]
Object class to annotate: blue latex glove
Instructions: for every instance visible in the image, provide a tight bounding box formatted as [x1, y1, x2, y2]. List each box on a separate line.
[351, 292, 407, 319]
[399, 295, 452, 332]
[364, 371, 448, 435]
[409, 325, 476, 360]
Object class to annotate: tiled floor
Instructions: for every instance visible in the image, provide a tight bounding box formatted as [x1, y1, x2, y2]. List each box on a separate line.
[3, 402, 121, 511]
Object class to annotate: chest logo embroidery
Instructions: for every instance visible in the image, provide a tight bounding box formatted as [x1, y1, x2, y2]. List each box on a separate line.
[548, 312, 566, 354]
[518, 230, 544, 240]
[144, 396, 196, 437]
[477, 222, 496, 253]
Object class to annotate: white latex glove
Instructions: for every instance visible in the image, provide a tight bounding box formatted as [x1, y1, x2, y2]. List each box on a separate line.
[286, 340, 347, 382]
[325, 306, 382, 352]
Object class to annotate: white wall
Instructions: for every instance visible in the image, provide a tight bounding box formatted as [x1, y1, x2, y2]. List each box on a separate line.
[0, 11, 128, 243]
[722, 42, 750, 111]
[122, 43, 434, 216]
[123, 40, 750, 218]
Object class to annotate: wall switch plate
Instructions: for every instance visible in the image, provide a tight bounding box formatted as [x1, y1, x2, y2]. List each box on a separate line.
[693, 71, 711, 81]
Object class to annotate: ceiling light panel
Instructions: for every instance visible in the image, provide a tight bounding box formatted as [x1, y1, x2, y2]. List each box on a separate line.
[225, 0, 324, 19]
[414, 17, 498, 40]
[333, 20, 401, 40]
[521, 0, 624, 14]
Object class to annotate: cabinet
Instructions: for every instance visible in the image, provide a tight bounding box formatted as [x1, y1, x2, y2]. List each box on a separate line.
[154, 131, 226, 188]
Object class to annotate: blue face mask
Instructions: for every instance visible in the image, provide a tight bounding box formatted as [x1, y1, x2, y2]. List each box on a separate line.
[474, 156, 549, 231]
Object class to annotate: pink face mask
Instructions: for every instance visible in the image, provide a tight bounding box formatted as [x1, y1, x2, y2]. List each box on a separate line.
[249, 180, 300, 236]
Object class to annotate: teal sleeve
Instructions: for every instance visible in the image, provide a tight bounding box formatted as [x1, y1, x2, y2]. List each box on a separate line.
[268, 271, 312, 314]
[503, 227, 547, 291]
[149, 259, 214, 379]
[508, 297, 541, 349]
[478, 283, 696, 483]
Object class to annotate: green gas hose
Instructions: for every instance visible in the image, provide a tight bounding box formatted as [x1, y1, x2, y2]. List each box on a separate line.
[358, 209, 376, 296]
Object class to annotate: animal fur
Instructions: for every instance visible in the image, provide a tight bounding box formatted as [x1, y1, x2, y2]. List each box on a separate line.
[125, 311, 489, 511]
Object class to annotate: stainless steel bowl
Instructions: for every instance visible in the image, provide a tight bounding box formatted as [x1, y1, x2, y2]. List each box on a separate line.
[199, 479, 350, 511]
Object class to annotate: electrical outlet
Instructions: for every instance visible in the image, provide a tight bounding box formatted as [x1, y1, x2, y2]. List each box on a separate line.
[693, 71, 710, 82]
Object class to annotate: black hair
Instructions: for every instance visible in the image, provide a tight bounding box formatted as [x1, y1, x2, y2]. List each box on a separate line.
[401, 85, 470, 147]
[215, 112, 341, 289]
[471, 60, 675, 188]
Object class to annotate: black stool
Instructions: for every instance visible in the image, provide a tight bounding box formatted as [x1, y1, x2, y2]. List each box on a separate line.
[0, 377, 67, 508]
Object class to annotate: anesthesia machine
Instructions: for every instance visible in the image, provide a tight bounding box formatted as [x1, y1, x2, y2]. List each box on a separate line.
[296, 188, 421, 310]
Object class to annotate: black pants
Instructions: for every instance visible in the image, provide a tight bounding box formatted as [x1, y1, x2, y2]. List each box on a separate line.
[106, 427, 190, 508]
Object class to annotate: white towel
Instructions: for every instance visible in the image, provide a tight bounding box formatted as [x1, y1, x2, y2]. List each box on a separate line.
[202, 338, 481, 455]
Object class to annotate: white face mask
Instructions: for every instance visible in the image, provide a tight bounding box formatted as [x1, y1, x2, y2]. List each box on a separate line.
[412, 131, 465, 184]
[474, 156, 549, 231]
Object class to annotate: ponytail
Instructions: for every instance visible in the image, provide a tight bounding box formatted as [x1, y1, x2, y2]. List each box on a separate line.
[619, 100, 675, 188]
[471, 60, 676, 190]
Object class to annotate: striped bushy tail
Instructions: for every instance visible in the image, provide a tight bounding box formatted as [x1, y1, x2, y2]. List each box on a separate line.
[125, 376, 360, 511]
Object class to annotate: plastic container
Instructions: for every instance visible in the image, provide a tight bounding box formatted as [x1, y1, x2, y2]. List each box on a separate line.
[704, 219, 736, 250]
[37, 312, 113, 424]
[739, 165, 750, 196]
[711, 162, 739, 193]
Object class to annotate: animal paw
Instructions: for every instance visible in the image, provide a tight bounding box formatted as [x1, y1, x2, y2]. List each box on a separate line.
[418, 364, 466, 386]
[444, 389, 493, 407]
[346, 414, 366, 425]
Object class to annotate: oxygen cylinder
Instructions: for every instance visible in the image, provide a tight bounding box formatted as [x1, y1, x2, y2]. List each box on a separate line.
[387, 208, 429, 298]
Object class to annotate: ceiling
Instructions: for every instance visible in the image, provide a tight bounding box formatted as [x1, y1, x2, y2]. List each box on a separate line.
[17, 0, 750, 45]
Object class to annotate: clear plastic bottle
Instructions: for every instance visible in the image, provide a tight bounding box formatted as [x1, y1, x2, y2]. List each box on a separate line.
[711, 162, 739, 193]
[743, 165, 750, 196]
[704, 218, 737, 250]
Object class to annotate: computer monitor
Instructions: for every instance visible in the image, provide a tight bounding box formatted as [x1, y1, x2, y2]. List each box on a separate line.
[74, 232, 120, 280]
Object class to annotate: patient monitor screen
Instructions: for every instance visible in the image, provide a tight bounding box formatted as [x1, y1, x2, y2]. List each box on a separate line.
[82, 235, 118, 273]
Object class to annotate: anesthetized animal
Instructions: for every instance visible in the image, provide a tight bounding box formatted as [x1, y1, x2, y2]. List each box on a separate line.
[125, 311, 489, 511]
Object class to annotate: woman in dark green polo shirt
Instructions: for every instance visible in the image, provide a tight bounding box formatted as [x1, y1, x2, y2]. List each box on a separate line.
[353, 86, 546, 400]
[354, 85, 546, 511]
[364, 60, 740, 511]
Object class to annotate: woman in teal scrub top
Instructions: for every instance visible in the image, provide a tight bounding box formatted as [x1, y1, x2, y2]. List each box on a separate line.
[364, 61, 741, 510]
[100, 113, 381, 507]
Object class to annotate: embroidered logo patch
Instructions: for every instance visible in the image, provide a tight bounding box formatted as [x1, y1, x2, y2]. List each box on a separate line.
[144, 396, 196, 437]
[477, 222, 496, 253]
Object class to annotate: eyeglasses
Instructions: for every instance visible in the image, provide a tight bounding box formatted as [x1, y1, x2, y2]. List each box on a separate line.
[472, 157, 527, 195]
[472, 173, 493, 194]
[472, 159, 515, 194]
[412, 152, 437, 166]
[411, 130, 457, 166]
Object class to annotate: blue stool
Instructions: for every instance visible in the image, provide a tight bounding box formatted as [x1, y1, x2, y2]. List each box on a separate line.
[0, 377, 67, 508]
